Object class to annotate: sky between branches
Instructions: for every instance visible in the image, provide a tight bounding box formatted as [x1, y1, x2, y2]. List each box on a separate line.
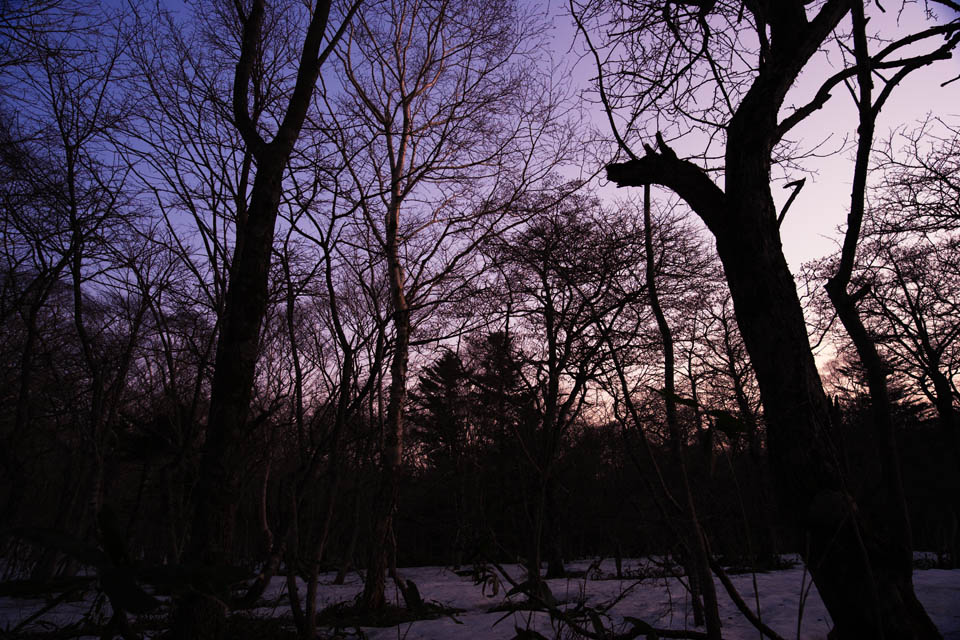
[549, 1, 960, 271]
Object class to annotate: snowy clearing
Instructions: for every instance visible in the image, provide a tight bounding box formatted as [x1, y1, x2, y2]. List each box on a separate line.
[3, 558, 959, 639]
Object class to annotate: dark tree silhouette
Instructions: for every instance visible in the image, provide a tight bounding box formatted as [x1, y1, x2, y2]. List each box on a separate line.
[489, 190, 641, 587]
[174, 1, 361, 637]
[583, 0, 960, 636]
[325, 0, 568, 610]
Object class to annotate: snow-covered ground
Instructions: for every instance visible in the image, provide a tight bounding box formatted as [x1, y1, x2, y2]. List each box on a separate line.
[3, 558, 959, 638]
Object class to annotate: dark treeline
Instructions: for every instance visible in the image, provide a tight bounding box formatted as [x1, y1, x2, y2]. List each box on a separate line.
[1, 1, 959, 639]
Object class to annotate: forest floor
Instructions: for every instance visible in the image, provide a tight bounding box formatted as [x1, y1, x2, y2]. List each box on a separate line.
[1, 557, 958, 639]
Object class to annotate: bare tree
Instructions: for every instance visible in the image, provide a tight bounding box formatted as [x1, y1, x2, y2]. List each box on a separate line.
[870, 118, 960, 235]
[861, 121, 960, 455]
[638, 185, 721, 637]
[489, 189, 640, 589]
[323, 0, 572, 610]
[0, 4, 150, 586]
[863, 238, 960, 455]
[167, 1, 362, 637]
[0, 0, 96, 73]
[579, 0, 960, 636]
[264, 167, 391, 638]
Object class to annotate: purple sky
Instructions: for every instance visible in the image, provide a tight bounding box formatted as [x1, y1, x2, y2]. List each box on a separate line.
[777, 5, 960, 270]
[553, 2, 960, 271]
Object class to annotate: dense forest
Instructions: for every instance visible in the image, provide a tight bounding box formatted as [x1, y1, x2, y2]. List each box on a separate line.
[1, 1, 959, 638]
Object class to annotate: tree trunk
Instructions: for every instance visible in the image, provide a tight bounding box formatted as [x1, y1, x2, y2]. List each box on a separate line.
[929, 368, 960, 461]
[719, 89, 935, 637]
[334, 490, 362, 585]
[643, 184, 721, 637]
[818, 7, 938, 632]
[544, 476, 566, 579]
[183, 151, 286, 576]
[720, 215, 938, 639]
[612, 147, 939, 635]
[360, 195, 410, 611]
[605, 3, 941, 634]
[172, 1, 355, 634]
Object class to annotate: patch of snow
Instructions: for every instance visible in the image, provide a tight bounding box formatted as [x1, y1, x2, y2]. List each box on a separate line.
[2, 559, 958, 639]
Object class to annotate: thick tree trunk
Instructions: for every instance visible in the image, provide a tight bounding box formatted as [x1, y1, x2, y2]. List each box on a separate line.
[929, 368, 960, 461]
[543, 476, 566, 579]
[605, 3, 940, 633]
[713, 212, 936, 638]
[175, 159, 285, 637]
[171, 1, 355, 633]
[720, 72, 935, 635]
[721, 74, 934, 636]
[611, 151, 941, 635]
[334, 490, 362, 585]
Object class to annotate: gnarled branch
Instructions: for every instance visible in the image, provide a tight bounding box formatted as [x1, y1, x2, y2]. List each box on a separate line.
[606, 134, 725, 233]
